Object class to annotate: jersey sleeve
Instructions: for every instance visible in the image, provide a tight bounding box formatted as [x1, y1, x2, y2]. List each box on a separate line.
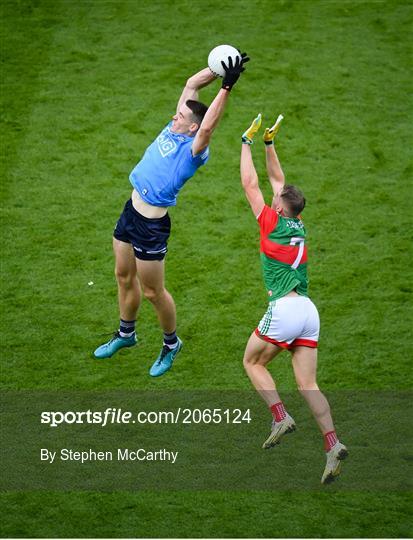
[257, 204, 279, 235]
[190, 144, 209, 166]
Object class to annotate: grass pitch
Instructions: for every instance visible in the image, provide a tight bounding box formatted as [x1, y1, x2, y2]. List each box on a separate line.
[1, 0, 412, 537]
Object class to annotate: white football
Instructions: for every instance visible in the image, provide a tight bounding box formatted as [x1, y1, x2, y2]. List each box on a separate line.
[208, 44, 241, 78]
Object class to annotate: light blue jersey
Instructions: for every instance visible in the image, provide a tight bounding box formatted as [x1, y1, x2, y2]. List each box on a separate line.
[129, 122, 209, 207]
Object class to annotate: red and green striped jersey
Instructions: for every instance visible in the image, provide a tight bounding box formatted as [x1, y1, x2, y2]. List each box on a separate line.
[257, 205, 308, 300]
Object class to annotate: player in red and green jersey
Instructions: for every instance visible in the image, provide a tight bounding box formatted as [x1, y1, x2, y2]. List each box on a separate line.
[240, 114, 348, 484]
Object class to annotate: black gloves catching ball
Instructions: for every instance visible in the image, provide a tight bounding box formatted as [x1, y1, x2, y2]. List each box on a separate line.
[221, 52, 250, 91]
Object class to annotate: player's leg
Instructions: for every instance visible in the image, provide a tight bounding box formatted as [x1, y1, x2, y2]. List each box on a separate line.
[243, 332, 296, 448]
[114, 238, 141, 321]
[291, 346, 333, 432]
[135, 258, 175, 332]
[291, 346, 348, 483]
[94, 238, 139, 359]
[135, 258, 182, 377]
[243, 331, 283, 403]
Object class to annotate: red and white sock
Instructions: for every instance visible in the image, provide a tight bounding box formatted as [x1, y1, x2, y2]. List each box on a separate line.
[270, 401, 287, 422]
[324, 430, 338, 452]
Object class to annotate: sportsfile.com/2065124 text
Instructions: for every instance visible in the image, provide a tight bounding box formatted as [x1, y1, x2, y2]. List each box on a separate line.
[40, 408, 252, 427]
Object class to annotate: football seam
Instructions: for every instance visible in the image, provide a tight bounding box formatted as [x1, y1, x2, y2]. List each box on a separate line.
[208, 67, 223, 78]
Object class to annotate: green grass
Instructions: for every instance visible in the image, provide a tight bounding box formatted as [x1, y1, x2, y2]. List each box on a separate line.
[1, 0, 412, 537]
[2, 491, 412, 538]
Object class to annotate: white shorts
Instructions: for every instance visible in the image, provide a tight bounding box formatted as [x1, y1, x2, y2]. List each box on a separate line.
[255, 295, 320, 349]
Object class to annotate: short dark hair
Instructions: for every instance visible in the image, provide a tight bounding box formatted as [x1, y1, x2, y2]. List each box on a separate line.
[186, 99, 208, 126]
[280, 184, 306, 217]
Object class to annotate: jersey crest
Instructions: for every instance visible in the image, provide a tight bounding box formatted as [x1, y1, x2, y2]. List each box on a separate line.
[157, 130, 177, 157]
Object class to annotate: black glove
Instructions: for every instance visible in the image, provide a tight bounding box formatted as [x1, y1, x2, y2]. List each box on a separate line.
[221, 51, 250, 91]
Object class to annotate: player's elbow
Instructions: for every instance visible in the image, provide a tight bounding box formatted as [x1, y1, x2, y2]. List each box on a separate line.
[185, 76, 197, 89]
[241, 173, 258, 191]
[197, 126, 213, 139]
[269, 173, 285, 186]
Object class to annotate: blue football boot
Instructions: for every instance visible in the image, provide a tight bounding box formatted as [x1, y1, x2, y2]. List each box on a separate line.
[149, 338, 183, 377]
[94, 331, 137, 359]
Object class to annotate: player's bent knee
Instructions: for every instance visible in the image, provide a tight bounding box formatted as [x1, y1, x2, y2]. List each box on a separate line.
[243, 352, 259, 370]
[243, 355, 252, 370]
[143, 286, 165, 303]
[243, 353, 265, 371]
[114, 267, 136, 288]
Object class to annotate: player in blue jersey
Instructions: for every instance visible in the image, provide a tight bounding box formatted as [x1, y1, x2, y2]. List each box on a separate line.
[94, 54, 249, 377]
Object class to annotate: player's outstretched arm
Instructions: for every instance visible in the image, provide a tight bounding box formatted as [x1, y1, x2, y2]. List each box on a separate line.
[263, 115, 285, 208]
[240, 139, 265, 218]
[192, 53, 249, 156]
[176, 68, 217, 114]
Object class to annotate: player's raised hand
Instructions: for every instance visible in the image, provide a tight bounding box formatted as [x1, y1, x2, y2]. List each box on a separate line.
[221, 51, 249, 91]
[239, 51, 250, 67]
[263, 114, 284, 145]
[242, 113, 262, 145]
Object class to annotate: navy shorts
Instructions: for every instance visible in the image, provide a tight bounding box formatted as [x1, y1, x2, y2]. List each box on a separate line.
[113, 199, 171, 261]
